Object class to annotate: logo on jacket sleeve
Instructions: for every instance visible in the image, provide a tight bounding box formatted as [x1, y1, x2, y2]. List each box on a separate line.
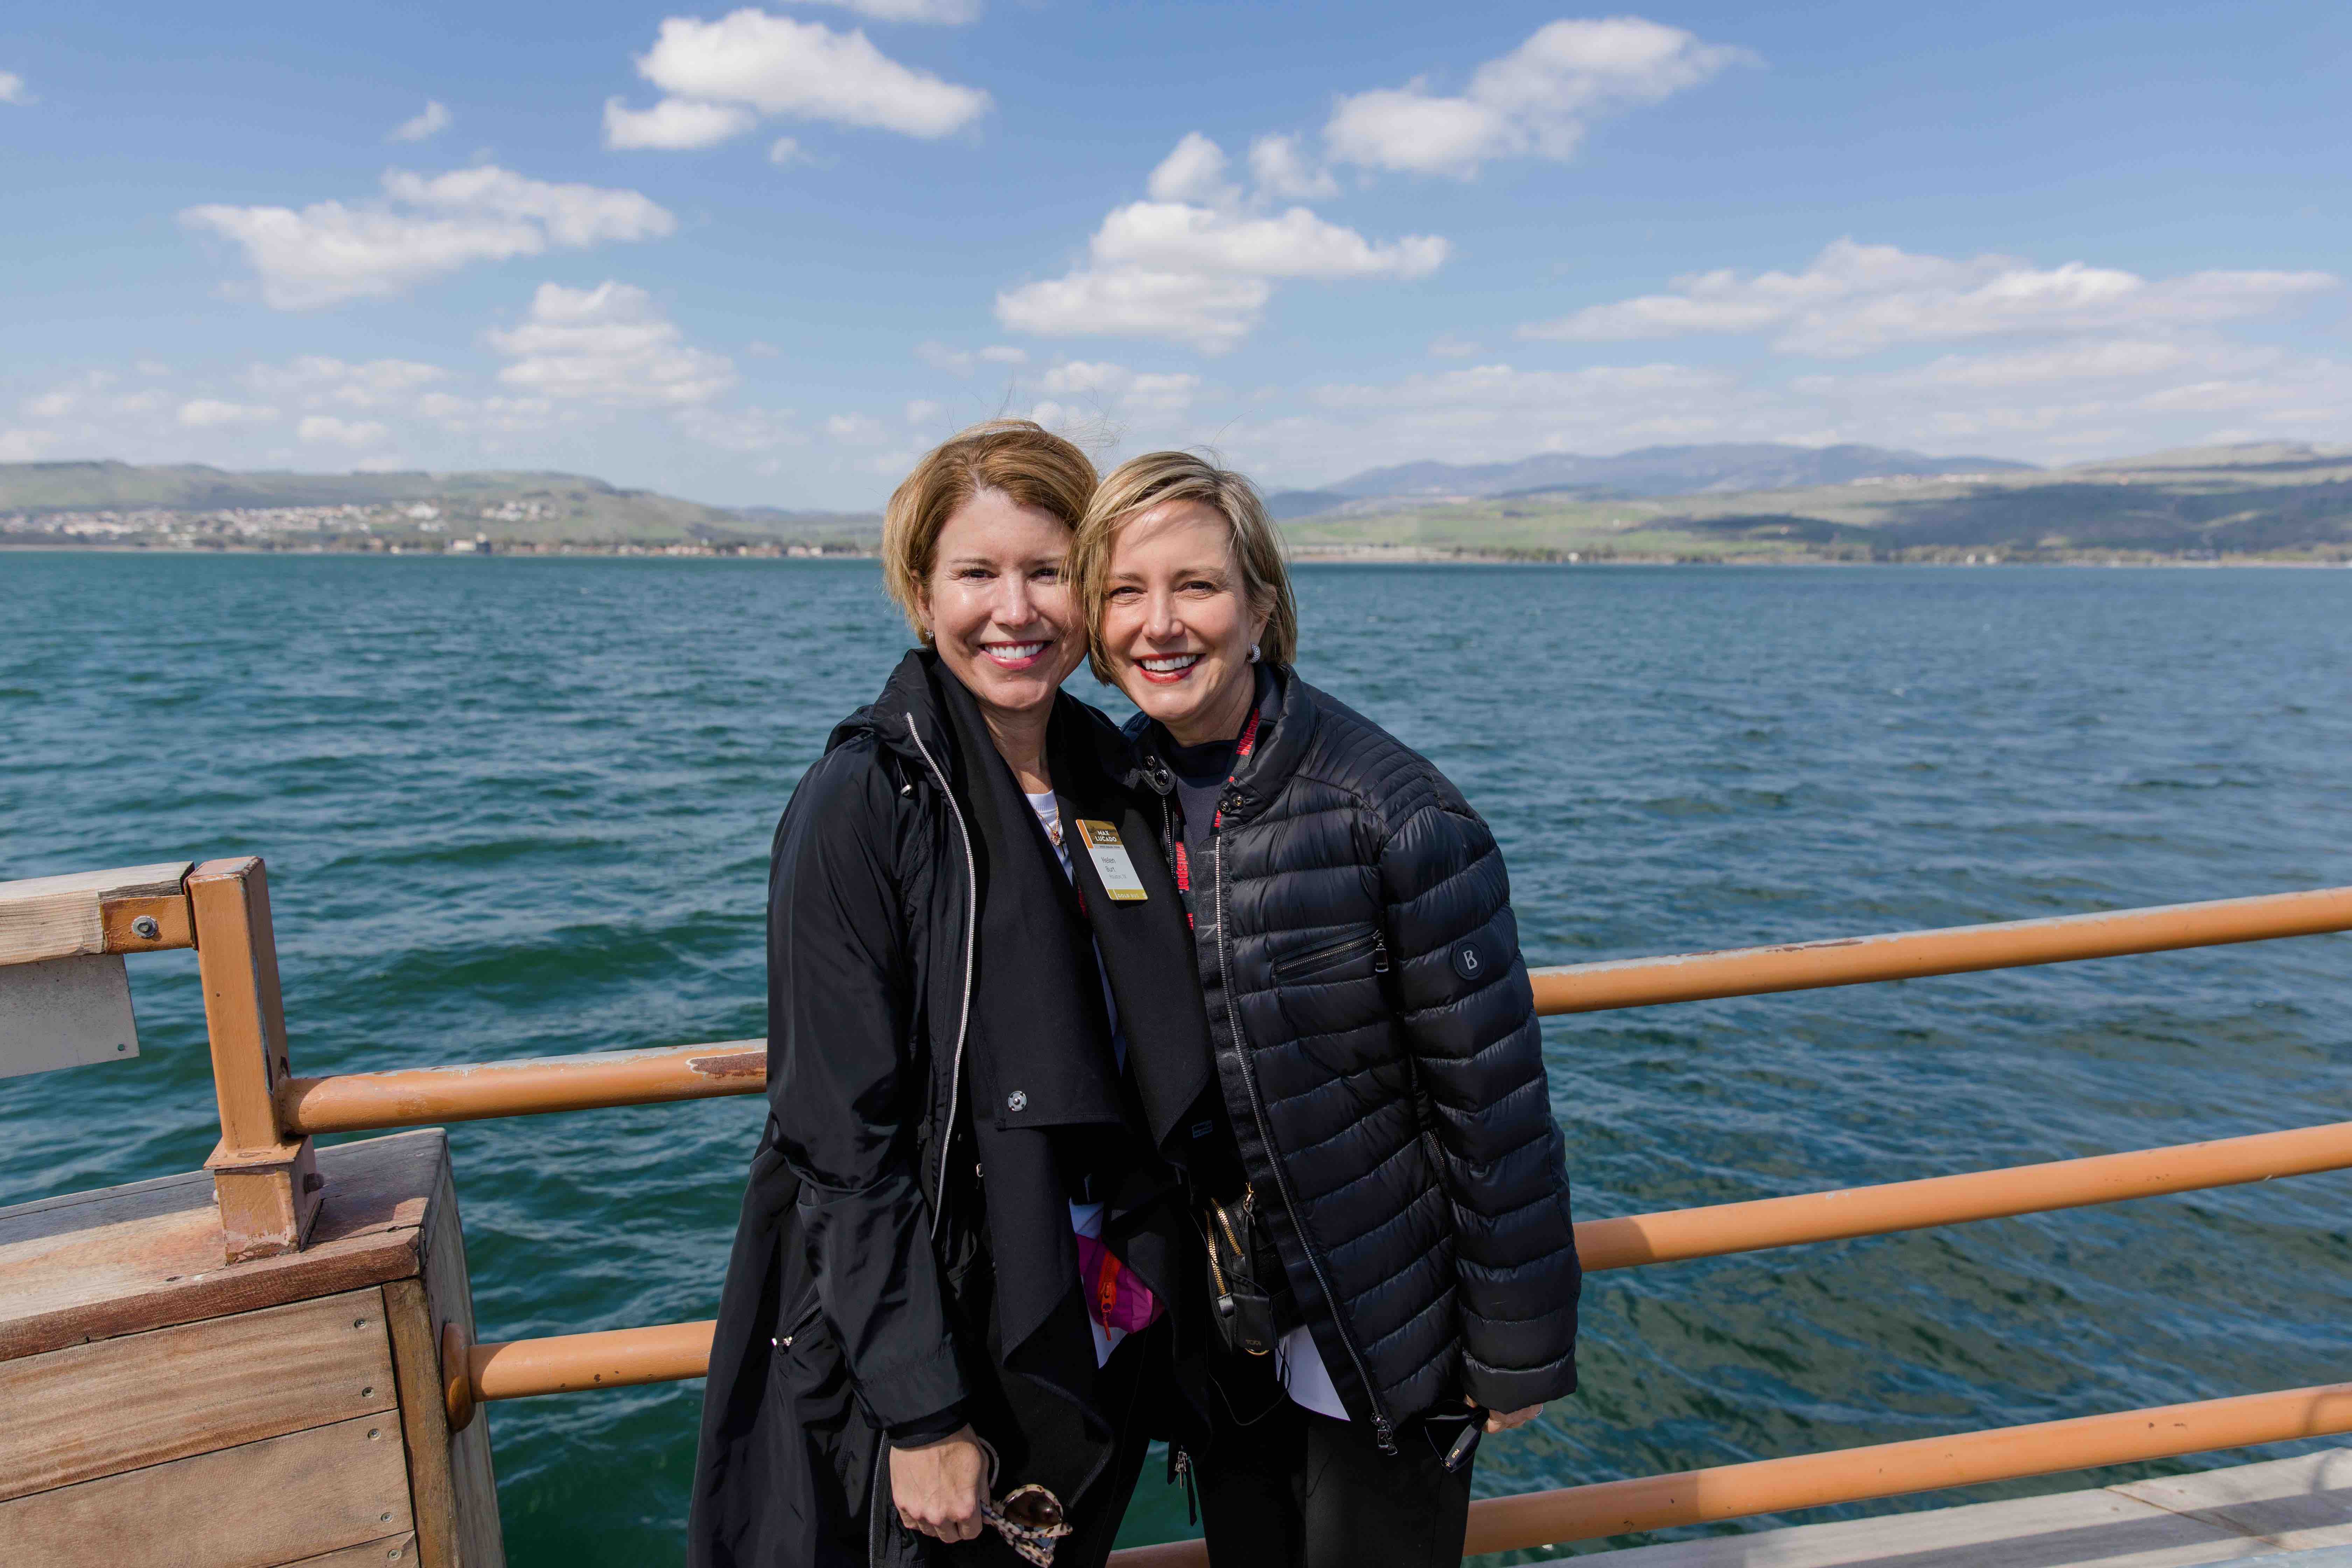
[1452, 941, 1485, 981]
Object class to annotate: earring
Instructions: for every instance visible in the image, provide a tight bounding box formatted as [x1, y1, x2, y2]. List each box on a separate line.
[1248, 642, 1261, 664]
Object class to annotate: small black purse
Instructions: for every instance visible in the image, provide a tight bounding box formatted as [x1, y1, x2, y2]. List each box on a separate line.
[1205, 1191, 1279, 1357]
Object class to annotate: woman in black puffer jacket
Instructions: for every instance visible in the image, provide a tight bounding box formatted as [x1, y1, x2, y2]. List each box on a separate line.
[1068, 452, 1582, 1568]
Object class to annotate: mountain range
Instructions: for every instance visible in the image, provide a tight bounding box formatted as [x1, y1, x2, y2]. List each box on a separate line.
[1266, 443, 2038, 518]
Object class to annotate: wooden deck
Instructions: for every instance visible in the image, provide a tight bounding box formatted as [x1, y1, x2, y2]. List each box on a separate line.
[1591, 1447, 2352, 1567]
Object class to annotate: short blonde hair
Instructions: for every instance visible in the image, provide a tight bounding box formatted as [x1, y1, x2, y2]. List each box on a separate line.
[881, 420, 1098, 642]
[1071, 451, 1299, 684]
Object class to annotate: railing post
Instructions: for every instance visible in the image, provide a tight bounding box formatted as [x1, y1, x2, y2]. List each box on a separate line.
[189, 856, 322, 1262]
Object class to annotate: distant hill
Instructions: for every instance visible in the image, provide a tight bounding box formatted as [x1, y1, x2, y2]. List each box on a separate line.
[1278, 442, 2352, 563]
[1316, 443, 2037, 507]
[0, 462, 880, 550]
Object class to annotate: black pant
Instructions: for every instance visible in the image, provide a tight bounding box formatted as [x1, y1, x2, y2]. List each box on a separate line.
[1184, 1357, 1474, 1568]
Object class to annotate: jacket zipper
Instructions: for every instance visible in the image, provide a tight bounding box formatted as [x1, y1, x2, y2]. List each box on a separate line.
[1269, 929, 1389, 985]
[1210, 807, 1399, 1455]
[903, 713, 978, 1244]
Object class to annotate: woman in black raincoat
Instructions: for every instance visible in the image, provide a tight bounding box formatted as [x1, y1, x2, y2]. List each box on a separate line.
[688, 422, 1225, 1568]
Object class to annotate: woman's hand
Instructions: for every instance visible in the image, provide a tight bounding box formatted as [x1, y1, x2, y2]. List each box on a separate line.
[1473, 1397, 1544, 1435]
[890, 1427, 988, 1542]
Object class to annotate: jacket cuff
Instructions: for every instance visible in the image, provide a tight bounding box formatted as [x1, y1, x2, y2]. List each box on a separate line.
[1462, 1350, 1578, 1415]
[888, 1402, 969, 1449]
[856, 1338, 970, 1433]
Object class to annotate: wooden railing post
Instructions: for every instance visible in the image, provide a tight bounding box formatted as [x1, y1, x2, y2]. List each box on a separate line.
[188, 857, 321, 1262]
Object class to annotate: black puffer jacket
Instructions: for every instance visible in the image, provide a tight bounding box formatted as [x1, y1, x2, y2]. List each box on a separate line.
[1131, 664, 1581, 1444]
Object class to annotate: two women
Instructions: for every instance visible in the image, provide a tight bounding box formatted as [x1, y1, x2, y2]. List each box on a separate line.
[692, 424, 1579, 1568]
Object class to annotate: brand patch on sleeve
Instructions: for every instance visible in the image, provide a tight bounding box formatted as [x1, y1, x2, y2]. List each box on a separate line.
[1076, 819, 1149, 902]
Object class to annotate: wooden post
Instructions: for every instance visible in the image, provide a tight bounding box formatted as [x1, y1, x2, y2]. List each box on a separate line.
[188, 857, 322, 1263]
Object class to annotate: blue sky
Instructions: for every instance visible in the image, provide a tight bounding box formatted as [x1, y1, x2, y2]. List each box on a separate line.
[2, 1, 2346, 508]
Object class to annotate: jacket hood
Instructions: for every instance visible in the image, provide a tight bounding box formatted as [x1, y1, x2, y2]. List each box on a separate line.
[825, 647, 971, 795]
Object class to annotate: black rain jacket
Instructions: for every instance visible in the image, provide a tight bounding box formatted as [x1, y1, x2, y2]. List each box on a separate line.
[1130, 664, 1581, 1445]
[688, 651, 1216, 1568]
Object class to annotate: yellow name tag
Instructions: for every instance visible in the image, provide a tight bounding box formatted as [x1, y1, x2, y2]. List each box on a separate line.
[1076, 820, 1149, 902]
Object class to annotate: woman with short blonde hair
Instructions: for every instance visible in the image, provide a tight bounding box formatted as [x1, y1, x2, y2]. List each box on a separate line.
[1067, 449, 1297, 681]
[693, 421, 1205, 1568]
[1072, 451, 1582, 1568]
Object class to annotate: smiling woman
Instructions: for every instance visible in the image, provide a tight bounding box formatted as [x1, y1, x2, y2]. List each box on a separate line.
[690, 420, 1207, 1568]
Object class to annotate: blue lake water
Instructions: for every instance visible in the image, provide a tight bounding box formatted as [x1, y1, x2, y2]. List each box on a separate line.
[4, 552, 2350, 1561]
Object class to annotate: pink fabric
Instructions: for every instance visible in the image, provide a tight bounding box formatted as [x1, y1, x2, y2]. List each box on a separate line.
[1075, 1233, 1161, 1334]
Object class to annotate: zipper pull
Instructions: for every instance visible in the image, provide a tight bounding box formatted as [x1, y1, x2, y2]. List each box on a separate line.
[1372, 1413, 1398, 1456]
[1372, 934, 1390, 974]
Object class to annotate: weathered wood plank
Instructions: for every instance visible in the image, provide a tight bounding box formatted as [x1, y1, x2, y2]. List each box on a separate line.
[0, 1412, 412, 1568]
[1579, 1447, 2352, 1566]
[0, 1130, 445, 1364]
[0, 862, 190, 969]
[2114, 1448, 2352, 1551]
[0, 953, 140, 1080]
[386, 1278, 462, 1568]
[419, 1153, 503, 1568]
[279, 1532, 417, 1568]
[0, 1286, 398, 1501]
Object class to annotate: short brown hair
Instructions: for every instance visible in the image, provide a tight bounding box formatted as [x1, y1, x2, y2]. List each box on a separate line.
[881, 420, 1098, 642]
[1070, 450, 1298, 683]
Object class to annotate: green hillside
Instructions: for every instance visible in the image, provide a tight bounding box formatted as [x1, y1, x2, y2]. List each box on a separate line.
[0, 462, 879, 551]
[1282, 444, 2352, 562]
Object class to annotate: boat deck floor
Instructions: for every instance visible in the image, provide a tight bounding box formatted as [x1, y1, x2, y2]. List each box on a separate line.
[1589, 1448, 2352, 1568]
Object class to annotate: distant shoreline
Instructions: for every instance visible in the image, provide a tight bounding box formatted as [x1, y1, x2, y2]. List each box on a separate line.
[7, 543, 2350, 568]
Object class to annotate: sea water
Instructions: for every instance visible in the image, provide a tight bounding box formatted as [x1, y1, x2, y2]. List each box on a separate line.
[3, 553, 2349, 1560]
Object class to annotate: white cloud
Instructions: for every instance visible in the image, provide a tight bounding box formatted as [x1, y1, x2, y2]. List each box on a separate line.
[769, 135, 809, 165]
[825, 412, 887, 442]
[916, 340, 973, 373]
[1247, 134, 1337, 202]
[999, 269, 1274, 354]
[1325, 18, 1750, 178]
[297, 414, 391, 447]
[1035, 361, 1199, 414]
[1429, 334, 1481, 358]
[1093, 201, 1447, 281]
[250, 356, 449, 407]
[905, 398, 944, 424]
[998, 136, 1449, 352]
[182, 166, 674, 308]
[621, 9, 989, 149]
[916, 340, 1025, 373]
[0, 70, 32, 106]
[177, 399, 278, 428]
[676, 404, 808, 452]
[1147, 133, 1237, 206]
[488, 280, 736, 406]
[389, 100, 451, 142]
[795, 0, 981, 20]
[604, 96, 760, 150]
[0, 429, 58, 460]
[1522, 239, 2340, 356]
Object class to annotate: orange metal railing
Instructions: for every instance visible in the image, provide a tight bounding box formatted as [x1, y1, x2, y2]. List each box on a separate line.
[274, 885, 2352, 1133]
[1118, 1380, 2352, 1566]
[16, 859, 2352, 1560]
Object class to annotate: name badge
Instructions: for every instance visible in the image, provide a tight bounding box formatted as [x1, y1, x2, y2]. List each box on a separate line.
[1076, 820, 1149, 902]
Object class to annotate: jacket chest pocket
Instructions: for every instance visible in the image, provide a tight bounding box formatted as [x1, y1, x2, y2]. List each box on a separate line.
[1271, 926, 1390, 1042]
